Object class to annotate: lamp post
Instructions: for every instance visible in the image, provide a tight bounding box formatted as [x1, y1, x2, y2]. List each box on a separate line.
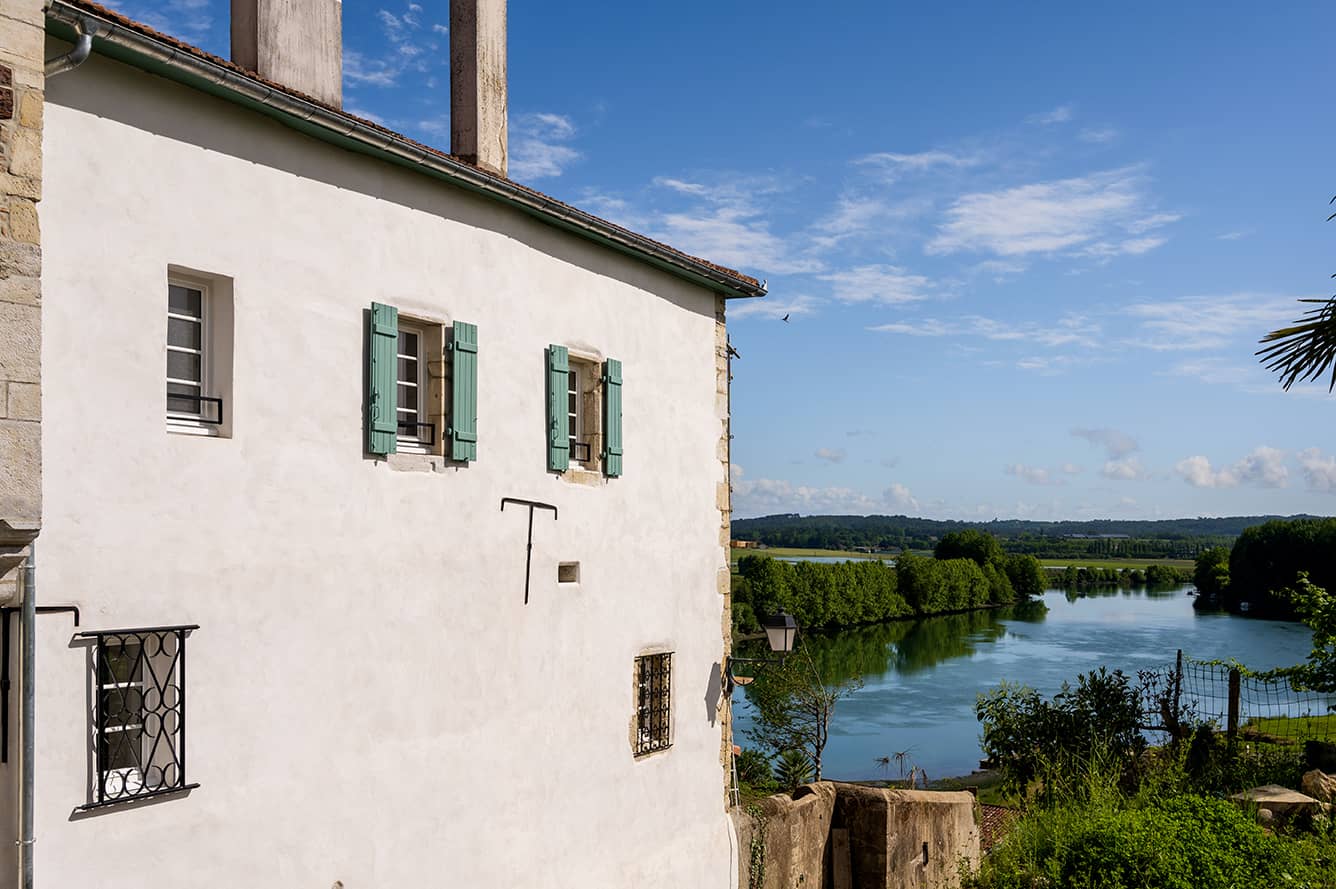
[725, 611, 799, 696]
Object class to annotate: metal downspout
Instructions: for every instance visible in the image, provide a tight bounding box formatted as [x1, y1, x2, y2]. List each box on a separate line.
[44, 18, 94, 77]
[20, 545, 36, 889]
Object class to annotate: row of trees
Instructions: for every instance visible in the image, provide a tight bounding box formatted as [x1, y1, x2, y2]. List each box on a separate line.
[1052, 563, 1194, 590]
[1192, 517, 1336, 618]
[734, 530, 1046, 632]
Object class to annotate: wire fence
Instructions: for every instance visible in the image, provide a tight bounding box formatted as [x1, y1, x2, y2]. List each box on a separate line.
[1139, 651, 1336, 745]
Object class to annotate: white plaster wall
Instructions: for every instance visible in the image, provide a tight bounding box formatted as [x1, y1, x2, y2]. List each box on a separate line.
[27, 50, 733, 889]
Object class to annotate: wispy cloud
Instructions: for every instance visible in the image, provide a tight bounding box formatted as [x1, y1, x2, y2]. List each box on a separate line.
[1072, 427, 1139, 459]
[821, 265, 934, 305]
[1028, 105, 1074, 125]
[106, 0, 216, 45]
[1124, 294, 1305, 352]
[344, 2, 445, 88]
[1102, 457, 1150, 480]
[1005, 464, 1066, 486]
[854, 150, 979, 183]
[1079, 127, 1118, 144]
[815, 448, 847, 464]
[927, 167, 1169, 258]
[732, 476, 918, 517]
[1217, 231, 1247, 241]
[871, 313, 1101, 349]
[509, 112, 581, 180]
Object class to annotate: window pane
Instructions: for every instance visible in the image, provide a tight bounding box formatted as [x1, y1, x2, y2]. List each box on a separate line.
[397, 357, 418, 385]
[99, 644, 143, 684]
[101, 726, 143, 771]
[167, 317, 201, 350]
[398, 330, 418, 356]
[167, 350, 201, 383]
[397, 384, 418, 413]
[168, 285, 202, 318]
[167, 383, 201, 414]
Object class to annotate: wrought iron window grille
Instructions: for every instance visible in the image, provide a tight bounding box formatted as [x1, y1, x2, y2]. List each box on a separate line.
[165, 391, 224, 425]
[397, 420, 436, 446]
[634, 652, 672, 756]
[77, 625, 200, 810]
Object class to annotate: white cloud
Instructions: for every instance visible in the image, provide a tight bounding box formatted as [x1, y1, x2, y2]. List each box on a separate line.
[106, 0, 214, 44]
[344, 2, 441, 87]
[1298, 448, 1336, 493]
[731, 476, 920, 516]
[1062, 463, 1084, 475]
[1126, 212, 1182, 234]
[871, 314, 1101, 349]
[1124, 294, 1306, 352]
[1028, 105, 1074, 125]
[820, 265, 934, 305]
[431, 23, 449, 34]
[729, 294, 820, 321]
[1079, 127, 1117, 144]
[1167, 358, 1253, 386]
[1175, 447, 1289, 489]
[509, 113, 581, 180]
[1102, 457, 1150, 480]
[885, 483, 920, 512]
[927, 167, 1159, 257]
[1072, 427, 1139, 459]
[1217, 231, 1246, 241]
[853, 150, 978, 183]
[815, 448, 847, 464]
[1005, 464, 1065, 486]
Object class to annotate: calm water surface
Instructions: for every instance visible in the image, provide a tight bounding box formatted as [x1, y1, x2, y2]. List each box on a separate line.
[735, 587, 1314, 782]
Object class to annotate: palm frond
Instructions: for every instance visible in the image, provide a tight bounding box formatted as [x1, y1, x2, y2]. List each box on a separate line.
[1256, 297, 1336, 391]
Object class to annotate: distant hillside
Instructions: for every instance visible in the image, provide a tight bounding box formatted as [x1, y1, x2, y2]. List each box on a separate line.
[730, 513, 1328, 559]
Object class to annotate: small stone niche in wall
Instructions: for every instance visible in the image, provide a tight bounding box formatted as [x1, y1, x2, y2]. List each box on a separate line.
[558, 562, 580, 584]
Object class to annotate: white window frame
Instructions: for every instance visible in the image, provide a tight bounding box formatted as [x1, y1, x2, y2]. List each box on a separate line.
[396, 320, 431, 454]
[567, 364, 582, 459]
[166, 277, 214, 434]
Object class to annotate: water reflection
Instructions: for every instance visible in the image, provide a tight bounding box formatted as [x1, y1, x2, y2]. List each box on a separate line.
[735, 586, 1312, 782]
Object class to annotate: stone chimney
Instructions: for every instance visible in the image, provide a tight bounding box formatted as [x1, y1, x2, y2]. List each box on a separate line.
[450, 0, 507, 177]
[231, 0, 343, 108]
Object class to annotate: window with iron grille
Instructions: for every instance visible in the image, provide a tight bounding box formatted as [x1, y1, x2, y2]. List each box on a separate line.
[79, 626, 199, 809]
[634, 652, 672, 756]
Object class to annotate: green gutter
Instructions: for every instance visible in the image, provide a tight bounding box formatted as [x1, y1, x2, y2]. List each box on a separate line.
[44, 8, 767, 300]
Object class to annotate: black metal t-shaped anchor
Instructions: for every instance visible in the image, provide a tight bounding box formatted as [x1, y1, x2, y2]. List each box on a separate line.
[501, 497, 558, 604]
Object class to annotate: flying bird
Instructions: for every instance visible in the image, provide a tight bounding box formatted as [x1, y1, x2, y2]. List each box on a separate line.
[781, 313, 790, 323]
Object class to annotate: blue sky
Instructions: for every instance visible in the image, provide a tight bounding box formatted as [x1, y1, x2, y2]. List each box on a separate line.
[113, 0, 1336, 520]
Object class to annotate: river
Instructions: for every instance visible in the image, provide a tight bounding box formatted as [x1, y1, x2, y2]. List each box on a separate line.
[733, 586, 1316, 782]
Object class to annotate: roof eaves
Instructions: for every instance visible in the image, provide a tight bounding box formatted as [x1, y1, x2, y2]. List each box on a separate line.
[44, 0, 767, 300]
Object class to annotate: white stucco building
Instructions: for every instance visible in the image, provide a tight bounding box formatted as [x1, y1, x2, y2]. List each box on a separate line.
[0, 1, 764, 886]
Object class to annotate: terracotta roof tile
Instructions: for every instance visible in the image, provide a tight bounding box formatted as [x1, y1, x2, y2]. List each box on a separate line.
[54, 0, 762, 292]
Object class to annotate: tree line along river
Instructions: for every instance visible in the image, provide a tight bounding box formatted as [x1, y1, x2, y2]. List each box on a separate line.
[734, 585, 1315, 782]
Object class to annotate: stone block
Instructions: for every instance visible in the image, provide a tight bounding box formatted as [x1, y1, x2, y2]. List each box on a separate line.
[6, 125, 39, 178]
[0, 274, 39, 306]
[0, 14, 44, 69]
[16, 89, 39, 128]
[9, 197, 37, 243]
[0, 382, 7, 418]
[0, 301, 39, 382]
[6, 382, 37, 420]
[0, 87, 11, 121]
[0, 238, 40, 278]
[717, 567, 731, 596]
[0, 418, 40, 525]
[716, 481, 730, 511]
[1303, 769, 1336, 804]
[0, 170, 40, 200]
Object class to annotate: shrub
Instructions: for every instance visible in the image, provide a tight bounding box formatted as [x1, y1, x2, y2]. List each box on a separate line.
[774, 749, 814, 792]
[735, 747, 774, 789]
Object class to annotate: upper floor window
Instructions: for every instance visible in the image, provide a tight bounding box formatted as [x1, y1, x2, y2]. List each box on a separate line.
[633, 651, 672, 756]
[546, 346, 623, 477]
[165, 270, 233, 436]
[166, 281, 220, 425]
[365, 302, 478, 462]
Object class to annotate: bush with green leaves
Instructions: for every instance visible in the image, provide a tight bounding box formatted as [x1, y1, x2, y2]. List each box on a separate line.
[735, 747, 774, 790]
[976, 668, 1146, 799]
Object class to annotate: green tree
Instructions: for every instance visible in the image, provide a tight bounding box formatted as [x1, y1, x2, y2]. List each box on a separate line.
[935, 529, 1006, 568]
[1004, 553, 1047, 599]
[1193, 547, 1230, 597]
[745, 643, 863, 781]
[1281, 573, 1336, 692]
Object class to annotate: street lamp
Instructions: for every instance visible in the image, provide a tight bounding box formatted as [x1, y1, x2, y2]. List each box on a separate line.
[725, 611, 799, 696]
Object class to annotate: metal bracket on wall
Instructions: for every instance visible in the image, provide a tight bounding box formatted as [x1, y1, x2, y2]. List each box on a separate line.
[500, 498, 558, 605]
[1, 605, 80, 764]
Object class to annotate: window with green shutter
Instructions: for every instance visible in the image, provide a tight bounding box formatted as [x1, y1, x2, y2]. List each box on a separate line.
[366, 302, 398, 456]
[602, 358, 623, 477]
[546, 345, 570, 472]
[449, 321, 478, 462]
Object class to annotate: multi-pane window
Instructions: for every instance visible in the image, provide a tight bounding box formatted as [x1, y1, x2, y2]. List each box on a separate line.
[83, 626, 198, 809]
[396, 325, 430, 452]
[634, 652, 672, 756]
[166, 282, 212, 422]
[566, 366, 583, 461]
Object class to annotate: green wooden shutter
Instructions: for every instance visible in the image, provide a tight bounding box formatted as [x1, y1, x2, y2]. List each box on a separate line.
[546, 345, 569, 472]
[367, 302, 399, 456]
[449, 321, 479, 462]
[602, 358, 623, 477]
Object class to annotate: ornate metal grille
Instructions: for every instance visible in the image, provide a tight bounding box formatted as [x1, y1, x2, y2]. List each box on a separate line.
[634, 652, 672, 756]
[79, 625, 199, 809]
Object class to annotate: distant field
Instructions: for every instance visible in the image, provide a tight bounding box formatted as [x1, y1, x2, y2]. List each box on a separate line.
[729, 546, 894, 566]
[1040, 558, 1195, 570]
[1245, 713, 1336, 741]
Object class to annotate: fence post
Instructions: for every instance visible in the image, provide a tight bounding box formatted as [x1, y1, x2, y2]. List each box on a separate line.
[1173, 650, 1183, 737]
[1227, 668, 1241, 741]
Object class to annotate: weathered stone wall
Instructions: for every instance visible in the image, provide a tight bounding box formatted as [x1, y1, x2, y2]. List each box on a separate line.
[733, 783, 980, 889]
[0, 0, 44, 601]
